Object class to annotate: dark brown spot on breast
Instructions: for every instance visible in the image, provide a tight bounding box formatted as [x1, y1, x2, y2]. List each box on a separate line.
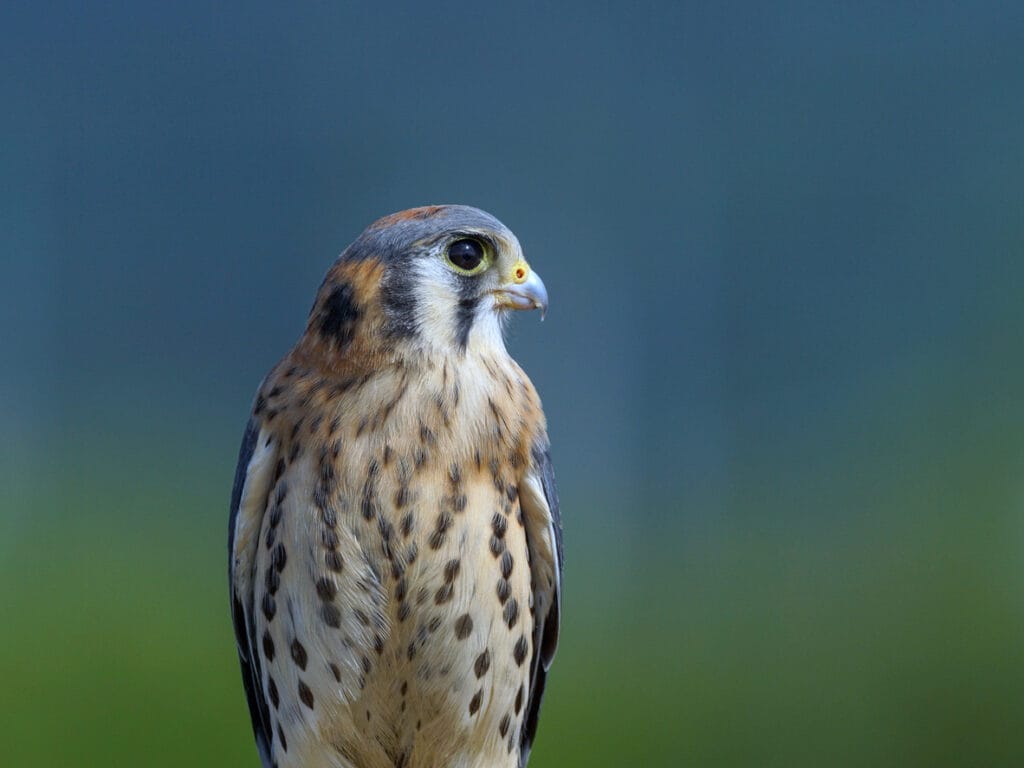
[322, 528, 340, 549]
[419, 423, 435, 446]
[319, 504, 337, 528]
[277, 723, 288, 752]
[500, 551, 514, 579]
[504, 598, 519, 628]
[321, 603, 342, 628]
[298, 680, 314, 709]
[444, 558, 461, 582]
[434, 583, 453, 605]
[330, 663, 342, 682]
[291, 639, 308, 670]
[496, 578, 511, 604]
[379, 517, 396, 560]
[514, 684, 524, 714]
[394, 484, 409, 508]
[428, 511, 453, 550]
[272, 543, 287, 572]
[316, 577, 337, 601]
[454, 613, 473, 639]
[264, 568, 280, 595]
[361, 464, 379, 520]
[513, 635, 529, 666]
[468, 689, 482, 715]
[489, 458, 503, 491]
[499, 713, 511, 737]
[325, 550, 344, 572]
[474, 648, 491, 678]
[267, 676, 279, 708]
[262, 593, 276, 621]
[262, 631, 275, 660]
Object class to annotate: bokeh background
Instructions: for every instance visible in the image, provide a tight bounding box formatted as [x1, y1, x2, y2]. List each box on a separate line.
[3, 3, 1024, 766]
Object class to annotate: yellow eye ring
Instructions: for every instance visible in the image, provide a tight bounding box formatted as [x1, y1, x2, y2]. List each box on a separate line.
[446, 238, 490, 276]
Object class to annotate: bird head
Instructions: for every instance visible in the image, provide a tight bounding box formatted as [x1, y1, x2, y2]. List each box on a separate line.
[301, 205, 547, 369]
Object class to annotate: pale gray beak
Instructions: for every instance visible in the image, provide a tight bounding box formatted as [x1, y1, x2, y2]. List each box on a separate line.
[493, 269, 548, 319]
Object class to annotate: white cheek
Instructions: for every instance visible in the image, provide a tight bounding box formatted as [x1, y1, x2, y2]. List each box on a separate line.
[411, 260, 508, 354]
[412, 260, 461, 347]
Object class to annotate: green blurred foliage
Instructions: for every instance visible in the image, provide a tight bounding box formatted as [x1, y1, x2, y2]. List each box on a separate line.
[4, 400, 1023, 767]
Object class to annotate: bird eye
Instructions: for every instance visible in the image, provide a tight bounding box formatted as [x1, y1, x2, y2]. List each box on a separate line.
[446, 238, 487, 274]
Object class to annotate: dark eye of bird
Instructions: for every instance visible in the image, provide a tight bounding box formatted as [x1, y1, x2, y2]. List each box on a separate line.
[447, 239, 484, 272]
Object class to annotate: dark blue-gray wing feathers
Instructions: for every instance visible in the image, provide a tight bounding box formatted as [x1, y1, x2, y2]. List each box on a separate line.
[520, 441, 563, 766]
[228, 417, 274, 768]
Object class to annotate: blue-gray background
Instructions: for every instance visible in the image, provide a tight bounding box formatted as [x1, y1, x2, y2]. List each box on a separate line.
[3, 3, 1023, 766]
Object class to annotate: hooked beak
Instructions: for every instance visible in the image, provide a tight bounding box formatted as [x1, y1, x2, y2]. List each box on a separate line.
[492, 266, 549, 319]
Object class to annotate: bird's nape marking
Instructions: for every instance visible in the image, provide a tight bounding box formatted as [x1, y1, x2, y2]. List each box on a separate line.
[319, 282, 361, 349]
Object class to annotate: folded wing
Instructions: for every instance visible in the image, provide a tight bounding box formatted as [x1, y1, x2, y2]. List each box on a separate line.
[228, 416, 279, 768]
[517, 440, 564, 766]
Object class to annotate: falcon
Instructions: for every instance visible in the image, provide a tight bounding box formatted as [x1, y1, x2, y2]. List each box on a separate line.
[228, 205, 563, 768]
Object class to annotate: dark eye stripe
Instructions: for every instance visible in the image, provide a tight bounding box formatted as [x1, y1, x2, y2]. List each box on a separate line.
[455, 296, 479, 350]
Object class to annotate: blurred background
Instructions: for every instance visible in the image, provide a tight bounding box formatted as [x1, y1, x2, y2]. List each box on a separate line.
[3, 2, 1024, 766]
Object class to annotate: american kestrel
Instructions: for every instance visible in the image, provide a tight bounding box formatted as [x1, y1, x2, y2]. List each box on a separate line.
[228, 205, 563, 768]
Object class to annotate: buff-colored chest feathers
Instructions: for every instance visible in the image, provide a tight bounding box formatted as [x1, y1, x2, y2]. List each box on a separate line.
[252, 352, 544, 768]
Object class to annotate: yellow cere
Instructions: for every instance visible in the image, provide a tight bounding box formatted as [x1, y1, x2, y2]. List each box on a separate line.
[510, 260, 530, 284]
